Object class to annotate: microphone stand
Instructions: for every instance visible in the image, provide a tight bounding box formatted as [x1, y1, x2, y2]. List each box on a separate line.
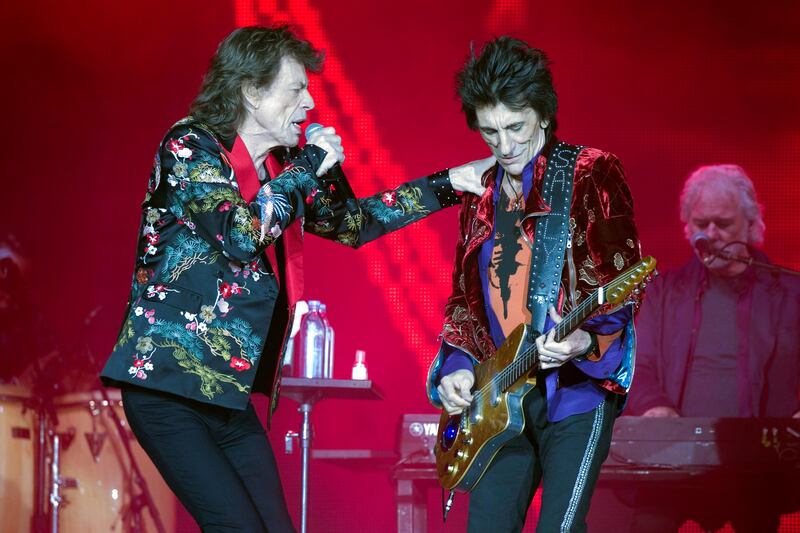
[707, 250, 800, 277]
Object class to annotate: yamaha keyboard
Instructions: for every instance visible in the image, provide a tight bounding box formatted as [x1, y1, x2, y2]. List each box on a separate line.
[606, 416, 800, 469]
[396, 414, 800, 476]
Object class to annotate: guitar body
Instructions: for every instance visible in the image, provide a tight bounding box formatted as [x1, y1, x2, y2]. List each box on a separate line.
[435, 323, 537, 492]
[433, 256, 657, 493]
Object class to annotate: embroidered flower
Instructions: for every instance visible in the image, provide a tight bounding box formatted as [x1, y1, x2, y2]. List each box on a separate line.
[135, 336, 154, 353]
[145, 309, 156, 324]
[217, 299, 230, 314]
[270, 224, 282, 238]
[186, 322, 197, 331]
[143, 362, 154, 371]
[183, 311, 197, 321]
[218, 201, 232, 212]
[145, 208, 160, 224]
[134, 306, 144, 316]
[145, 233, 160, 245]
[128, 366, 137, 375]
[173, 161, 189, 178]
[381, 191, 397, 207]
[199, 305, 216, 323]
[197, 322, 208, 333]
[167, 138, 193, 159]
[136, 268, 152, 285]
[230, 357, 251, 372]
[136, 370, 147, 379]
[219, 282, 232, 299]
[133, 358, 145, 368]
[216, 234, 224, 242]
[305, 187, 319, 205]
[166, 139, 183, 154]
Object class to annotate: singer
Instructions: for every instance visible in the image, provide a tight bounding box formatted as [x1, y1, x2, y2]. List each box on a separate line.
[629, 164, 800, 531]
[99, 25, 493, 532]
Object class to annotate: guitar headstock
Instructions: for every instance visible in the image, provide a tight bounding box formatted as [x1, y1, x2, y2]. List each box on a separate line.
[604, 256, 657, 305]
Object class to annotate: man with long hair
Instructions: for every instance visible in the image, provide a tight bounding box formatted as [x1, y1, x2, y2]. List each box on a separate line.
[100, 25, 491, 531]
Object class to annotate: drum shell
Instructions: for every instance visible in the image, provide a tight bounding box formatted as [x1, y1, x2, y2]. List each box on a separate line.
[54, 390, 177, 533]
[0, 384, 35, 533]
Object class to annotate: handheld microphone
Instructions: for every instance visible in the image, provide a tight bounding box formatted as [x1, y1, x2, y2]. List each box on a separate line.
[691, 232, 715, 262]
[304, 123, 360, 218]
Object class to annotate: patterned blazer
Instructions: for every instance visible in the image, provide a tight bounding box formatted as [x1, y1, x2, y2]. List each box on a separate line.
[101, 118, 457, 411]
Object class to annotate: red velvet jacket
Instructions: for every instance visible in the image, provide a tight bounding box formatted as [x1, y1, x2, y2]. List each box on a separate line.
[435, 139, 641, 369]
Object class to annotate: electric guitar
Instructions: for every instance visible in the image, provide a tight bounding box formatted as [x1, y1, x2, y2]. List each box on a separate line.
[434, 256, 657, 492]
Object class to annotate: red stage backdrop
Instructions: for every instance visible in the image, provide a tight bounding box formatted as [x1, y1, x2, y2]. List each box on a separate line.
[2, 0, 799, 531]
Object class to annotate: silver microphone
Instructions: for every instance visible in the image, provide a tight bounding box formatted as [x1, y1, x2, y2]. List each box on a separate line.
[691, 232, 715, 263]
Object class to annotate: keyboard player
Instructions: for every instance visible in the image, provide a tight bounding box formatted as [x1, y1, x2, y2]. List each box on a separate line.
[628, 164, 800, 532]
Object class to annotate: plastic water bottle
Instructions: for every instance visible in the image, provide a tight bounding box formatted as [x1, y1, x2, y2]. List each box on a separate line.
[351, 349, 368, 380]
[319, 303, 334, 378]
[298, 300, 326, 378]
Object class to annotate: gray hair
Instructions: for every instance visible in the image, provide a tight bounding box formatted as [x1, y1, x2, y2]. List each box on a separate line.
[680, 164, 765, 245]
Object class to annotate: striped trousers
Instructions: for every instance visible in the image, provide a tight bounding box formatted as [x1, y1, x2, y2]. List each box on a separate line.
[467, 383, 619, 533]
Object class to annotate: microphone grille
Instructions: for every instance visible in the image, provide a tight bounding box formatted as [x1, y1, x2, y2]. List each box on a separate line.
[304, 122, 323, 142]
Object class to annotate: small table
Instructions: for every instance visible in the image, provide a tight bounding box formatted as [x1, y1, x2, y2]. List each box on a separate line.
[280, 378, 382, 533]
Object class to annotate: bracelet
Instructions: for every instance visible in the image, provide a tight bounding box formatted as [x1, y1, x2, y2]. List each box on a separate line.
[428, 169, 460, 208]
[575, 331, 599, 361]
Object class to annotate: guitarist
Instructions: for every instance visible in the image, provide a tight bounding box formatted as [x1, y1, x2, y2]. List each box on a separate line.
[427, 37, 642, 532]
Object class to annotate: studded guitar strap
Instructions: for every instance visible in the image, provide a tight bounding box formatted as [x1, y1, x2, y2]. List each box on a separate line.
[525, 141, 583, 336]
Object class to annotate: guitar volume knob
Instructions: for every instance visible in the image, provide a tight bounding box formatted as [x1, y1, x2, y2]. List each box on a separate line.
[456, 449, 466, 459]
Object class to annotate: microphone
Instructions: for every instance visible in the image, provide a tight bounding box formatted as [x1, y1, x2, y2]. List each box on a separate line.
[304, 123, 360, 218]
[691, 232, 715, 262]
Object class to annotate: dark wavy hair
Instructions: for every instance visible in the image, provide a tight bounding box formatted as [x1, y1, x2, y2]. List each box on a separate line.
[190, 25, 324, 139]
[456, 36, 558, 139]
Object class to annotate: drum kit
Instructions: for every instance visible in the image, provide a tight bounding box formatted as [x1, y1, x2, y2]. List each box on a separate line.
[0, 383, 177, 532]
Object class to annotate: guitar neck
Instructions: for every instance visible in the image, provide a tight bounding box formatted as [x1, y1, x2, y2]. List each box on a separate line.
[502, 289, 604, 389]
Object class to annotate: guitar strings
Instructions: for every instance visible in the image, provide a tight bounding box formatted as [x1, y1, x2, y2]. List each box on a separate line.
[468, 263, 645, 403]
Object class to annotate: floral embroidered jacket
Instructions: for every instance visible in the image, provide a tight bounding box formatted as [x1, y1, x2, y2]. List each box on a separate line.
[101, 118, 456, 412]
[426, 139, 642, 421]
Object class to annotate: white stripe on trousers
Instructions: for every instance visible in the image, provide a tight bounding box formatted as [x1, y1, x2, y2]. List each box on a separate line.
[560, 400, 605, 532]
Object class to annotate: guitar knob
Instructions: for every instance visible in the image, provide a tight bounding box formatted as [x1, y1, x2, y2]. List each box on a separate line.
[446, 464, 455, 474]
[463, 437, 473, 445]
[456, 449, 465, 459]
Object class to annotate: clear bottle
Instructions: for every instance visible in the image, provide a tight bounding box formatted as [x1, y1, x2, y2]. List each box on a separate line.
[351, 349, 368, 380]
[319, 303, 334, 379]
[298, 300, 326, 378]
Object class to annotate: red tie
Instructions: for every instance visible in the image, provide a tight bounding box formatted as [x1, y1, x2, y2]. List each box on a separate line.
[225, 137, 305, 306]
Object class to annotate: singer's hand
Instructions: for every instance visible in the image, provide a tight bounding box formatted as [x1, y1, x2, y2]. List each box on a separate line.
[306, 126, 345, 177]
[448, 155, 495, 196]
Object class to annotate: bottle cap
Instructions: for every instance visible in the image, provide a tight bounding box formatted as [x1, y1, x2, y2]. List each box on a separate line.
[355, 349, 366, 364]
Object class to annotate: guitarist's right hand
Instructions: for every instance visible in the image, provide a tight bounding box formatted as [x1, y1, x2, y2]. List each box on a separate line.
[437, 369, 475, 415]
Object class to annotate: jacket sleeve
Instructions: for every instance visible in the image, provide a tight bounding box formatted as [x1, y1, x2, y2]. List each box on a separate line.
[157, 123, 324, 263]
[625, 276, 676, 414]
[564, 151, 641, 388]
[303, 171, 460, 248]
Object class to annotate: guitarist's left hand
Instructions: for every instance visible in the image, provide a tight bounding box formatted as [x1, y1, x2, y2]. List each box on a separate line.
[536, 306, 593, 370]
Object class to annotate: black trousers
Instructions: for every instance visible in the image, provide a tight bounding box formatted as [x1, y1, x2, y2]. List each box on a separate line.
[467, 384, 619, 533]
[121, 386, 295, 533]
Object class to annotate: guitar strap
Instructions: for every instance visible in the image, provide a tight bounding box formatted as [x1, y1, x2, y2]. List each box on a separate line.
[525, 141, 583, 335]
